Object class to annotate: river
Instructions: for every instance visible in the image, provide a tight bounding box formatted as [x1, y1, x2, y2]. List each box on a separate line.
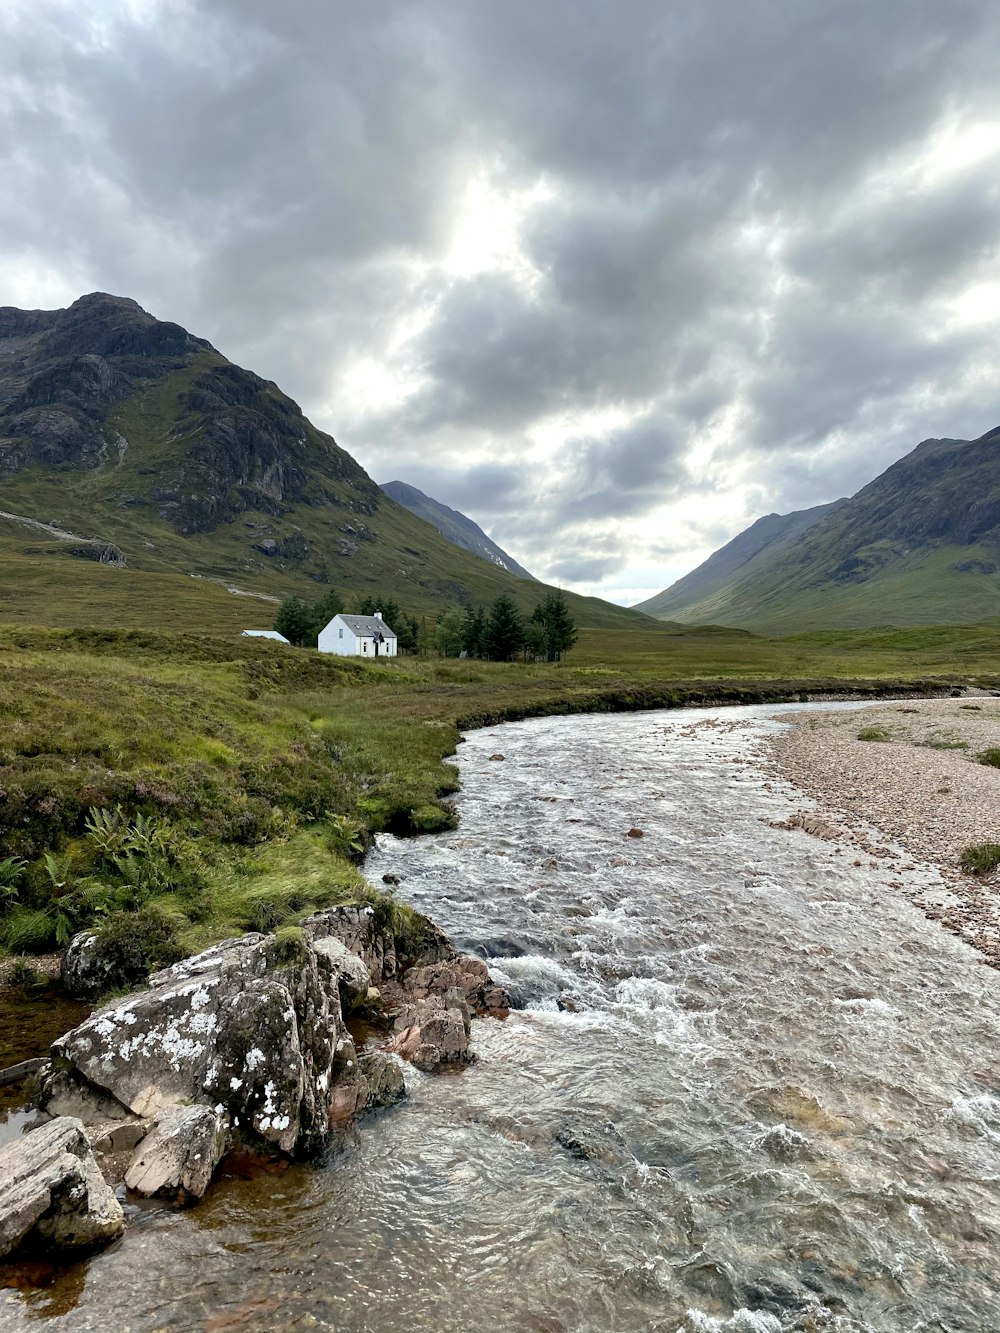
[3, 703, 1000, 1332]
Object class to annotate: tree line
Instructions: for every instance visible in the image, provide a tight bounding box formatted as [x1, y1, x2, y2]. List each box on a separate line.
[433, 590, 577, 661]
[272, 587, 576, 662]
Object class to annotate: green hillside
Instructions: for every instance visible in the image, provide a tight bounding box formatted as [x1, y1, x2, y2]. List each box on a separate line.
[0, 294, 646, 633]
[634, 501, 844, 620]
[639, 428, 1000, 631]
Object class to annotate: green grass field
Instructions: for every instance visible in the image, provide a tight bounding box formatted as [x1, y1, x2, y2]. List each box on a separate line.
[2, 616, 997, 975]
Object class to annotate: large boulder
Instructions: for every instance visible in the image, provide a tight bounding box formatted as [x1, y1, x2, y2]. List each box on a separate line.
[43, 900, 498, 1205]
[52, 931, 358, 1157]
[0, 1117, 124, 1259]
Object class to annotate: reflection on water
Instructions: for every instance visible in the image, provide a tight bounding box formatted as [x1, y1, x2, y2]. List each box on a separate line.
[3, 704, 1000, 1332]
[0, 987, 91, 1151]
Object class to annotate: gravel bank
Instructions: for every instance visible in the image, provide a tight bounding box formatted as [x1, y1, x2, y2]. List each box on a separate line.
[768, 696, 1000, 967]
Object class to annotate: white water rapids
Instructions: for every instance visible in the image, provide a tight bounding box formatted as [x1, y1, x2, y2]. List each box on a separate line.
[4, 703, 1000, 1332]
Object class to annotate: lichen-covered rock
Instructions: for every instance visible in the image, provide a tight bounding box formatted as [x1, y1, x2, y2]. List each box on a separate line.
[312, 936, 370, 1011]
[52, 929, 363, 1160]
[53, 938, 264, 1120]
[61, 930, 118, 999]
[0, 1117, 124, 1259]
[124, 1105, 227, 1202]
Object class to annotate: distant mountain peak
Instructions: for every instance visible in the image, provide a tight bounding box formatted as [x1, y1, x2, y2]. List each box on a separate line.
[380, 479, 536, 581]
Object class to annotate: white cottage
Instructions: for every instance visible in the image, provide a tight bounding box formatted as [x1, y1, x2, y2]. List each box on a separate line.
[318, 611, 398, 658]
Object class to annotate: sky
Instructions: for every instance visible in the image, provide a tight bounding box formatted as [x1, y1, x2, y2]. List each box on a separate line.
[3, 1, 1000, 605]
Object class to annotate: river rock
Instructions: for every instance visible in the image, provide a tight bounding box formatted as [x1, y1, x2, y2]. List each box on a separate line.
[0, 1117, 124, 1259]
[401, 956, 510, 1014]
[302, 905, 398, 982]
[383, 991, 472, 1072]
[124, 1105, 228, 1202]
[358, 1051, 406, 1109]
[45, 901, 488, 1201]
[37, 1066, 135, 1126]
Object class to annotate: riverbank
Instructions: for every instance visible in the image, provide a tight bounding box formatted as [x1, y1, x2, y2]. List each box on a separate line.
[768, 696, 1000, 966]
[2, 620, 1000, 1000]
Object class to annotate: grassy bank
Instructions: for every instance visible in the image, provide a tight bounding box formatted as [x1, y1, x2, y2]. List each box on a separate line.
[2, 620, 998, 973]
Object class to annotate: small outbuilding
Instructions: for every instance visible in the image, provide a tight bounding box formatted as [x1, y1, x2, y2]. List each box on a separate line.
[241, 629, 290, 644]
[318, 611, 398, 657]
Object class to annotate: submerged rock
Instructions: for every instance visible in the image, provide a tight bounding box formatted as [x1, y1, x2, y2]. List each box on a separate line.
[0, 1117, 124, 1259]
[358, 1051, 406, 1109]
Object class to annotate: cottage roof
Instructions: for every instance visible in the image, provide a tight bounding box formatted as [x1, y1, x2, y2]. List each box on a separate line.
[241, 629, 290, 643]
[336, 613, 397, 639]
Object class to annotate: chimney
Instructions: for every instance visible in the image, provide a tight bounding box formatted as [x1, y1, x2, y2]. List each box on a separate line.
[374, 611, 382, 620]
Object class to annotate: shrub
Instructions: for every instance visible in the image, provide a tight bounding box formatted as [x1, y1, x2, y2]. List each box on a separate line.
[267, 925, 308, 968]
[324, 814, 368, 860]
[857, 727, 890, 742]
[977, 748, 1000, 769]
[959, 843, 1000, 875]
[89, 907, 186, 986]
[3, 907, 63, 953]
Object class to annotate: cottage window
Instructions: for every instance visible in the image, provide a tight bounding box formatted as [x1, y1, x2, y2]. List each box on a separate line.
[338, 628, 343, 639]
[362, 641, 367, 652]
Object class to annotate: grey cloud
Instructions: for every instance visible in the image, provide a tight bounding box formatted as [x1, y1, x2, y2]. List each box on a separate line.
[545, 553, 627, 583]
[4, 0, 1000, 598]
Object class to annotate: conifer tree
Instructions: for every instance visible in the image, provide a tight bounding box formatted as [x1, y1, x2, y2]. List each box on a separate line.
[461, 605, 487, 658]
[273, 597, 313, 646]
[537, 589, 577, 661]
[485, 593, 526, 661]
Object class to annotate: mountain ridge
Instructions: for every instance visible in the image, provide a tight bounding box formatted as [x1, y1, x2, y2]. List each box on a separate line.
[379, 479, 536, 581]
[0, 293, 648, 633]
[637, 428, 1000, 630]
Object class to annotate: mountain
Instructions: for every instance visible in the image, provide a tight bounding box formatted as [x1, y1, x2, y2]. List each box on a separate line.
[634, 501, 845, 621]
[380, 480, 536, 580]
[637, 427, 1000, 631]
[0, 293, 648, 633]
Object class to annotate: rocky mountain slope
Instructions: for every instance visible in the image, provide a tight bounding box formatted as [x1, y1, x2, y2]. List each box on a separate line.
[0, 294, 645, 631]
[638, 427, 1000, 630]
[380, 479, 536, 580]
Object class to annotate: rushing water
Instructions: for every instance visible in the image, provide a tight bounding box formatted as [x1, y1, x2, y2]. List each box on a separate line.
[4, 704, 1000, 1333]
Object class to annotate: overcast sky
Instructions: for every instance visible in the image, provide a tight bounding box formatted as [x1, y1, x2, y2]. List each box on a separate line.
[4, 1, 1000, 604]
